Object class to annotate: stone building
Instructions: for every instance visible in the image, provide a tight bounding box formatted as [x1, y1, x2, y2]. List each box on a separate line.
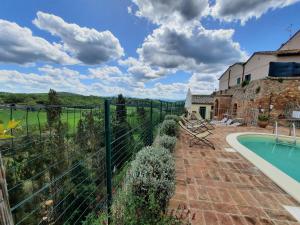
[185, 89, 214, 120]
[214, 30, 300, 124]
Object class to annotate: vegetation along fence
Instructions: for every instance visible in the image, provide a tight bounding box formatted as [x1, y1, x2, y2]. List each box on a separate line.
[0, 95, 184, 225]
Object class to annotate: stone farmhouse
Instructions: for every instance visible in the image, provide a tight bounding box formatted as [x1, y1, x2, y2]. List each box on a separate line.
[213, 30, 300, 125]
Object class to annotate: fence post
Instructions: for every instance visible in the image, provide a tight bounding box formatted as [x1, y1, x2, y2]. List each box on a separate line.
[104, 100, 112, 222]
[150, 101, 153, 145]
[0, 154, 14, 225]
[166, 102, 169, 114]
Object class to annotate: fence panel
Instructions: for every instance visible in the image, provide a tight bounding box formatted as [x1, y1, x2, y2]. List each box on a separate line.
[0, 100, 184, 224]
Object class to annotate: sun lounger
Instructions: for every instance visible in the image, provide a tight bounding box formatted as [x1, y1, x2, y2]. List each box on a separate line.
[211, 117, 228, 125]
[181, 115, 215, 131]
[179, 121, 215, 149]
[229, 122, 241, 127]
[217, 119, 233, 126]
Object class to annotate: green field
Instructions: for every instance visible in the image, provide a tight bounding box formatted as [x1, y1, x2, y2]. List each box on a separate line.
[0, 108, 93, 133]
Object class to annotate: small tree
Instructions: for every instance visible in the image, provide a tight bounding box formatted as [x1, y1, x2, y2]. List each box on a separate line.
[46, 89, 62, 127]
[116, 94, 126, 123]
[112, 94, 133, 170]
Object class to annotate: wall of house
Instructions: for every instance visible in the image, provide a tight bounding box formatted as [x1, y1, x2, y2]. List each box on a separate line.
[279, 31, 300, 50]
[189, 104, 213, 120]
[213, 95, 232, 119]
[244, 54, 277, 81]
[229, 64, 244, 87]
[214, 78, 300, 124]
[276, 55, 300, 63]
[243, 55, 300, 82]
[219, 71, 229, 91]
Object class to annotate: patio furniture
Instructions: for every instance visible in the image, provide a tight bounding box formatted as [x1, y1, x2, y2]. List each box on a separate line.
[229, 122, 242, 127]
[181, 115, 214, 131]
[179, 121, 215, 149]
[215, 118, 233, 126]
[211, 117, 228, 125]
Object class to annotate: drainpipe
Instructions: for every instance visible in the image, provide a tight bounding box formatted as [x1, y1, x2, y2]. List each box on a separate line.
[242, 64, 245, 82]
[228, 70, 231, 89]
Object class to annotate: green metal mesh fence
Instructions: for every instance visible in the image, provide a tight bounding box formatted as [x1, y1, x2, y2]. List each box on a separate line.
[0, 100, 184, 225]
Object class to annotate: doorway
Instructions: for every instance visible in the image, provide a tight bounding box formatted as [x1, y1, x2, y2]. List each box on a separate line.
[199, 107, 206, 119]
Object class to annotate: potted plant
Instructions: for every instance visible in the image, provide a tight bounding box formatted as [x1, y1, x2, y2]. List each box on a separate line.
[257, 114, 269, 128]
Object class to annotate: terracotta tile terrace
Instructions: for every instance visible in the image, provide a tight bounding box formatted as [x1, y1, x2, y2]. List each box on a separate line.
[169, 126, 300, 225]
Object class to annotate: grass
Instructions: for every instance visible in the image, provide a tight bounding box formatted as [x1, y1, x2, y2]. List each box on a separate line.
[0, 106, 163, 136]
[0, 108, 90, 132]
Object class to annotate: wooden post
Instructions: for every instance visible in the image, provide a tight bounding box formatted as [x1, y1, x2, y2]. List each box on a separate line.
[0, 153, 14, 225]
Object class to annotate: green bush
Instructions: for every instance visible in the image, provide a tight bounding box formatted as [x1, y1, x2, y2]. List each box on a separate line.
[160, 119, 179, 137]
[126, 146, 175, 211]
[164, 115, 179, 122]
[258, 113, 269, 121]
[158, 135, 176, 153]
[242, 80, 249, 87]
[110, 189, 182, 225]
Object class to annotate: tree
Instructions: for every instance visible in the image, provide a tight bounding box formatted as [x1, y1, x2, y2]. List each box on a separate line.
[116, 94, 126, 123]
[46, 89, 62, 128]
[112, 95, 133, 170]
[136, 105, 149, 146]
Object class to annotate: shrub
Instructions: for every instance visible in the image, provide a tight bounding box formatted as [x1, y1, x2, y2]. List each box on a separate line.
[126, 146, 175, 211]
[160, 119, 179, 137]
[164, 115, 179, 122]
[158, 135, 176, 153]
[242, 80, 249, 87]
[255, 86, 261, 94]
[258, 113, 269, 121]
[110, 189, 182, 225]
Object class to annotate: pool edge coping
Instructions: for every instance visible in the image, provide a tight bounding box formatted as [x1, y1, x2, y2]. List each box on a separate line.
[226, 132, 300, 204]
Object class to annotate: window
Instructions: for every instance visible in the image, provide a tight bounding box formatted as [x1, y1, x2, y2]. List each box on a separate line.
[214, 99, 219, 116]
[269, 62, 300, 77]
[237, 77, 241, 85]
[245, 74, 251, 81]
[232, 103, 237, 116]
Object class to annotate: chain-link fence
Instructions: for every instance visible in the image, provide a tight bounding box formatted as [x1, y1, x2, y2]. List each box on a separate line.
[0, 100, 184, 225]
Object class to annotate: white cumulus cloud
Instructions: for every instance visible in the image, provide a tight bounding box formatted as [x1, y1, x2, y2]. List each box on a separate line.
[33, 11, 124, 65]
[0, 19, 76, 65]
[131, 0, 209, 25]
[137, 24, 247, 74]
[211, 0, 300, 24]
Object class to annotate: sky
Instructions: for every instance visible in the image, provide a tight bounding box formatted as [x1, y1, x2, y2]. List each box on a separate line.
[0, 0, 300, 100]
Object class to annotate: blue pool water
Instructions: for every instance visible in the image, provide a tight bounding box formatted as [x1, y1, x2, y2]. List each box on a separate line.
[238, 135, 300, 182]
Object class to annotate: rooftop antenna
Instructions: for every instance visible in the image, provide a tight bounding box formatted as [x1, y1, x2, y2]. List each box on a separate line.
[286, 24, 293, 38]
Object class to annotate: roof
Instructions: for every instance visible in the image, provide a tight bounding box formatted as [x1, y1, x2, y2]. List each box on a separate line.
[278, 29, 300, 50]
[191, 95, 214, 104]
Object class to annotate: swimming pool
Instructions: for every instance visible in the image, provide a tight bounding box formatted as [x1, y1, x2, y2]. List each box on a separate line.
[227, 132, 300, 203]
[238, 135, 300, 182]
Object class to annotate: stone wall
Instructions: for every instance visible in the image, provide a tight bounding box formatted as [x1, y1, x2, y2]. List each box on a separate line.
[213, 77, 300, 124]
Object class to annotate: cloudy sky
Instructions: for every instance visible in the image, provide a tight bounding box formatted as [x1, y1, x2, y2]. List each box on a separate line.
[0, 0, 300, 99]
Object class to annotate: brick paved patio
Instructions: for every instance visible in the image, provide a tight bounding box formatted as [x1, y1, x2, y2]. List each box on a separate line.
[169, 126, 300, 225]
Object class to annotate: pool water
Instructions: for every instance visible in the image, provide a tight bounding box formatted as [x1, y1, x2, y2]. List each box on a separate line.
[238, 135, 300, 182]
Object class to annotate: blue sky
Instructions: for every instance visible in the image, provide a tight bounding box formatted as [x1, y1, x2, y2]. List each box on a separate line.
[0, 0, 300, 99]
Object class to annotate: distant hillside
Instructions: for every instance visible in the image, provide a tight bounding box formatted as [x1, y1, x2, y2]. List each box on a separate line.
[0, 92, 183, 106]
[0, 92, 104, 106]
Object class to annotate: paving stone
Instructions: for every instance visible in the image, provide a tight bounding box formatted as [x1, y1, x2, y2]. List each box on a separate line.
[168, 126, 300, 225]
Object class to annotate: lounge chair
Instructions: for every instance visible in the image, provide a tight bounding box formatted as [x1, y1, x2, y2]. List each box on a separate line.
[179, 121, 215, 149]
[194, 113, 215, 130]
[211, 117, 228, 125]
[229, 122, 242, 127]
[180, 116, 212, 133]
[181, 115, 215, 131]
[217, 119, 233, 126]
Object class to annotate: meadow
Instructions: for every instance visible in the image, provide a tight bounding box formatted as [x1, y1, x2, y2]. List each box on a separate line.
[0, 108, 94, 133]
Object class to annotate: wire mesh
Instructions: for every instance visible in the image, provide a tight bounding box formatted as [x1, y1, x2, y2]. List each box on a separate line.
[0, 100, 184, 224]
